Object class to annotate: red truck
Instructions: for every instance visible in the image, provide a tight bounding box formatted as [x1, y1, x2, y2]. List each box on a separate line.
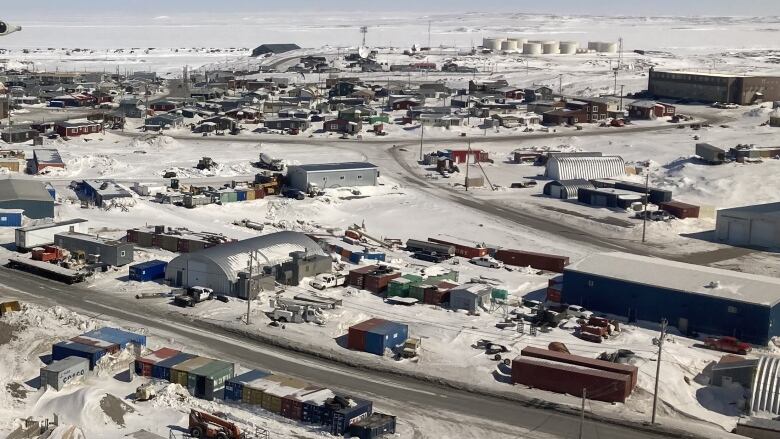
[704, 336, 751, 355]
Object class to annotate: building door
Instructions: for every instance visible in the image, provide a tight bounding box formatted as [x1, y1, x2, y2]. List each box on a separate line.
[749, 220, 776, 248]
[176, 271, 182, 286]
[727, 220, 749, 246]
[187, 260, 209, 287]
[550, 185, 562, 199]
[593, 195, 608, 207]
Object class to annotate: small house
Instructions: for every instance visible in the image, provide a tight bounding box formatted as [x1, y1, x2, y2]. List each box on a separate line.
[145, 114, 184, 131]
[323, 118, 361, 135]
[264, 118, 311, 131]
[1, 127, 39, 144]
[54, 121, 102, 138]
[33, 149, 65, 174]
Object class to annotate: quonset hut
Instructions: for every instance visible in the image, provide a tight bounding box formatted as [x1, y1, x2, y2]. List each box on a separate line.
[545, 156, 625, 181]
[165, 231, 325, 298]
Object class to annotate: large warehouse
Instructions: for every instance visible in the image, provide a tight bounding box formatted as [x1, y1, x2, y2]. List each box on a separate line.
[0, 178, 55, 219]
[561, 252, 780, 344]
[716, 202, 780, 249]
[545, 156, 625, 181]
[648, 69, 780, 105]
[165, 231, 326, 298]
[287, 162, 379, 191]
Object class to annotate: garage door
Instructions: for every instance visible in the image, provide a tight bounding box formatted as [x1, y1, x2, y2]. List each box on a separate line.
[727, 220, 749, 246]
[750, 220, 776, 248]
[593, 195, 608, 207]
[550, 186, 563, 199]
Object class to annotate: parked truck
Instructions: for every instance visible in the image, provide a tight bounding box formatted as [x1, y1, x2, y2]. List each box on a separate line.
[310, 273, 346, 290]
[271, 303, 325, 324]
[258, 153, 285, 172]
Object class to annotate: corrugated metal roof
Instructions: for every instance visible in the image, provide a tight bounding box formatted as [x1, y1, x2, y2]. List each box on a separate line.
[0, 178, 54, 203]
[294, 162, 378, 173]
[718, 202, 780, 219]
[545, 156, 625, 181]
[175, 231, 324, 283]
[33, 149, 63, 165]
[566, 252, 780, 306]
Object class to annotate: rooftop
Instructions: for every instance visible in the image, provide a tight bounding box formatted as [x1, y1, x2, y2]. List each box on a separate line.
[17, 218, 87, 232]
[33, 148, 63, 164]
[0, 179, 54, 203]
[718, 202, 780, 219]
[566, 252, 780, 307]
[294, 162, 378, 173]
[83, 180, 133, 197]
[56, 231, 126, 246]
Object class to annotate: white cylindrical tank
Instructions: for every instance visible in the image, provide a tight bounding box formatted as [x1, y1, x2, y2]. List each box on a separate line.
[501, 39, 519, 51]
[523, 42, 542, 55]
[559, 41, 579, 54]
[517, 38, 529, 45]
[598, 42, 618, 53]
[482, 38, 505, 51]
[542, 41, 559, 54]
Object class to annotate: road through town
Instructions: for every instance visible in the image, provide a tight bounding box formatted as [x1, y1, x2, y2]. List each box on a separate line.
[0, 266, 722, 439]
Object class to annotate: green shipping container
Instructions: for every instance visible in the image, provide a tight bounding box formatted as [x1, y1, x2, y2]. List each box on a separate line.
[388, 278, 411, 298]
[170, 356, 211, 387]
[227, 191, 238, 203]
[403, 274, 423, 284]
[409, 284, 433, 302]
[427, 270, 459, 284]
[491, 289, 509, 300]
[191, 359, 235, 400]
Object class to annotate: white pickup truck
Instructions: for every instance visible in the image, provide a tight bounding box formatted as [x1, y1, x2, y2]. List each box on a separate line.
[310, 273, 346, 290]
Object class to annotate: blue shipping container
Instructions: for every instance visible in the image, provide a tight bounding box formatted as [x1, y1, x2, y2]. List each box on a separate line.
[52, 341, 108, 370]
[81, 327, 147, 348]
[302, 402, 325, 424]
[330, 399, 373, 435]
[224, 369, 271, 401]
[349, 251, 386, 264]
[363, 321, 409, 356]
[153, 352, 196, 381]
[129, 260, 168, 282]
[236, 190, 247, 202]
[0, 210, 23, 227]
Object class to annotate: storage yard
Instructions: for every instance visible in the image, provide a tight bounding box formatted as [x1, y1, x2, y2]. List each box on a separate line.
[1, 7, 780, 439]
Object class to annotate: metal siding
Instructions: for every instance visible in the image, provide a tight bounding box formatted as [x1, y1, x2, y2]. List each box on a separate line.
[562, 270, 772, 344]
[750, 220, 778, 248]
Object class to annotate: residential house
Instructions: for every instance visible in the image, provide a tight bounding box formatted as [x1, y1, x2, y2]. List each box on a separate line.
[627, 101, 676, 120]
[278, 109, 309, 119]
[392, 98, 422, 111]
[493, 113, 541, 128]
[329, 81, 357, 98]
[264, 118, 311, 131]
[144, 114, 184, 130]
[418, 83, 452, 99]
[201, 116, 238, 131]
[323, 118, 362, 134]
[149, 100, 178, 112]
[496, 86, 524, 100]
[54, 121, 102, 138]
[1, 127, 39, 144]
[542, 108, 588, 125]
[118, 98, 144, 118]
[523, 86, 554, 102]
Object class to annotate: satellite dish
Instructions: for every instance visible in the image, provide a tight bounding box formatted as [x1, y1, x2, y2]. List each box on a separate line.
[0, 21, 22, 36]
[358, 46, 371, 59]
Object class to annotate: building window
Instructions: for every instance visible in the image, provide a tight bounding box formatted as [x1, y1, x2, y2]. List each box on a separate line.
[587, 280, 595, 287]
[0, 217, 6, 222]
[340, 176, 345, 180]
[357, 175, 363, 179]
[727, 306, 738, 314]
[120, 251, 126, 257]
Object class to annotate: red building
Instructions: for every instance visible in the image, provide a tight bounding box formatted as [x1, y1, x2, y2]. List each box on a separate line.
[628, 101, 676, 120]
[448, 149, 490, 164]
[54, 121, 103, 138]
[392, 99, 421, 111]
[149, 100, 177, 112]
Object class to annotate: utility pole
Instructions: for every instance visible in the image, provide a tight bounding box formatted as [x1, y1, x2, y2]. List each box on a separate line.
[651, 318, 668, 425]
[419, 122, 424, 162]
[465, 139, 471, 192]
[642, 171, 649, 243]
[245, 250, 255, 325]
[578, 388, 586, 439]
[619, 84, 625, 112]
[558, 74, 563, 97]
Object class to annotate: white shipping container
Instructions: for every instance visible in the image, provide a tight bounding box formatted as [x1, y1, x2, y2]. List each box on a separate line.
[15, 219, 88, 250]
[40, 356, 89, 390]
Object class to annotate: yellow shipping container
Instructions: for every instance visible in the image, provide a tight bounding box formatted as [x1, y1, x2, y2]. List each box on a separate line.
[246, 190, 256, 201]
[171, 369, 188, 386]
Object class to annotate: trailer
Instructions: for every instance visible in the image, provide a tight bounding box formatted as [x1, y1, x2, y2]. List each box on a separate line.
[7, 256, 86, 284]
[404, 239, 455, 258]
[15, 219, 88, 251]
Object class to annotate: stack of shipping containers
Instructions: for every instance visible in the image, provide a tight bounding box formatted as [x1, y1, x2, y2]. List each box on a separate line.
[347, 318, 409, 356]
[135, 348, 180, 376]
[493, 249, 570, 273]
[52, 339, 117, 370]
[133, 350, 233, 401]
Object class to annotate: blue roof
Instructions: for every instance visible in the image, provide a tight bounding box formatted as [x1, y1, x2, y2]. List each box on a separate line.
[130, 260, 168, 270]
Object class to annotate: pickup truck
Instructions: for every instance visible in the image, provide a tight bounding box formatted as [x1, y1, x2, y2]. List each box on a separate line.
[310, 273, 346, 290]
[704, 336, 751, 355]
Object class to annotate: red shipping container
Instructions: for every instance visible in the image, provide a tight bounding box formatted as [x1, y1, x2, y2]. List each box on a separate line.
[142, 362, 152, 377]
[511, 357, 632, 403]
[660, 201, 700, 219]
[520, 346, 637, 390]
[588, 316, 610, 328]
[364, 272, 400, 294]
[424, 289, 443, 305]
[581, 325, 608, 337]
[495, 249, 570, 273]
[347, 318, 384, 351]
[70, 336, 120, 355]
[126, 230, 138, 243]
[177, 239, 190, 253]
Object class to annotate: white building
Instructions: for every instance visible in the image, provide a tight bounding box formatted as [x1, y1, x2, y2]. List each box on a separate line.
[716, 202, 780, 248]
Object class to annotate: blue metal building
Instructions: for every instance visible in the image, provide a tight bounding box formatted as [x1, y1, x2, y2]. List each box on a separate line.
[561, 252, 780, 344]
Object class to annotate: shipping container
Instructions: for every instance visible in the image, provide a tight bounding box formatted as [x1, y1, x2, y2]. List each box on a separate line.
[190, 359, 235, 401]
[224, 369, 271, 402]
[424, 288, 446, 305]
[82, 327, 147, 349]
[282, 387, 331, 422]
[329, 397, 373, 435]
[236, 190, 247, 202]
[135, 347, 179, 377]
[301, 388, 336, 424]
[612, 181, 673, 205]
[246, 189, 256, 201]
[170, 356, 211, 387]
[261, 376, 302, 414]
[546, 287, 562, 303]
[520, 346, 638, 389]
[408, 284, 433, 302]
[70, 336, 120, 355]
[494, 249, 570, 273]
[347, 318, 385, 351]
[129, 260, 168, 282]
[348, 413, 397, 439]
[244, 375, 284, 406]
[40, 356, 89, 390]
[511, 356, 632, 403]
[387, 278, 411, 298]
[660, 201, 700, 219]
[428, 237, 488, 259]
[362, 320, 409, 356]
[52, 340, 109, 370]
[348, 265, 376, 290]
[153, 352, 196, 381]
